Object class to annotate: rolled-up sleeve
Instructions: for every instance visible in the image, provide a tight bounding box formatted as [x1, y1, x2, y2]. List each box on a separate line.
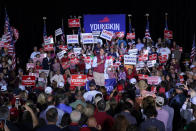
[92, 56, 97, 68]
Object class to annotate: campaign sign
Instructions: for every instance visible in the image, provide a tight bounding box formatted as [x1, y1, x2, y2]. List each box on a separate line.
[92, 31, 101, 36]
[126, 33, 135, 39]
[59, 45, 68, 51]
[100, 29, 114, 41]
[57, 50, 66, 60]
[128, 49, 138, 55]
[61, 62, 70, 69]
[73, 48, 82, 55]
[55, 28, 62, 36]
[71, 75, 87, 86]
[124, 55, 137, 65]
[81, 33, 94, 44]
[22, 76, 36, 86]
[83, 14, 126, 33]
[138, 74, 149, 80]
[68, 19, 80, 28]
[44, 36, 54, 45]
[44, 44, 54, 51]
[26, 63, 35, 69]
[116, 32, 125, 38]
[147, 76, 160, 85]
[149, 54, 157, 61]
[67, 35, 79, 44]
[164, 30, 173, 39]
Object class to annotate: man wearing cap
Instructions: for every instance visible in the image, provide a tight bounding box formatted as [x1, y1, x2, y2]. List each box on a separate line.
[83, 81, 102, 103]
[92, 48, 106, 86]
[155, 96, 169, 131]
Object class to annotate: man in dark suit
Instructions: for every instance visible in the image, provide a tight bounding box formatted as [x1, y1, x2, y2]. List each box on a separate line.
[42, 52, 53, 70]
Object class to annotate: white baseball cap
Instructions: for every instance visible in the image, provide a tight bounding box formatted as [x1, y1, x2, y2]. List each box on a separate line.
[19, 85, 25, 91]
[191, 96, 196, 105]
[130, 78, 137, 84]
[45, 86, 53, 94]
[58, 82, 64, 88]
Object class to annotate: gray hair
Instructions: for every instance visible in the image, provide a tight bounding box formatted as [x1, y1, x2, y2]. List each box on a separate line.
[70, 110, 81, 123]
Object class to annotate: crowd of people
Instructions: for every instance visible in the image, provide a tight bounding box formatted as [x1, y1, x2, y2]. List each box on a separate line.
[0, 31, 196, 131]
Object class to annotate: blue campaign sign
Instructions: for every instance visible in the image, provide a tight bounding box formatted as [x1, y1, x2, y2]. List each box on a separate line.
[83, 14, 126, 33]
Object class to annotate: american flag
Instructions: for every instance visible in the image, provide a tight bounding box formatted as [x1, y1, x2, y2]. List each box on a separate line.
[61, 19, 65, 42]
[145, 20, 151, 39]
[4, 9, 16, 70]
[191, 34, 196, 63]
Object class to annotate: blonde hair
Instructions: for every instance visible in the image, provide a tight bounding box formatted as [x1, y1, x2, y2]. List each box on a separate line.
[37, 93, 47, 105]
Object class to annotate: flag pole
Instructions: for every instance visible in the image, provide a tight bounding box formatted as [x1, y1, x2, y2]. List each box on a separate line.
[145, 13, 149, 21]
[78, 16, 82, 44]
[128, 14, 132, 33]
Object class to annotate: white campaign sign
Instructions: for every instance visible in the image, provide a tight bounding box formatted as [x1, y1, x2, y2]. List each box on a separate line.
[67, 35, 79, 44]
[73, 48, 82, 55]
[44, 36, 54, 45]
[100, 29, 114, 41]
[57, 50, 66, 60]
[128, 49, 138, 55]
[92, 31, 101, 36]
[124, 55, 137, 65]
[81, 33, 94, 44]
[55, 28, 62, 36]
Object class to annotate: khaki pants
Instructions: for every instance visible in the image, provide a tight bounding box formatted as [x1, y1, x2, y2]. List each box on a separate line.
[93, 72, 105, 86]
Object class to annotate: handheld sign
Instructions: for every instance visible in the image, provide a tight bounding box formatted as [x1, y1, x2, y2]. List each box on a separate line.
[67, 35, 79, 44]
[55, 28, 62, 36]
[44, 35, 54, 45]
[128, 49, 138, 55]
[100, 29, 114, 41]
[71, 75, 87, 86]
[44, 44, 54, 51]
[22, 76, 36, 86]
[73, 48, 82, 55]
[164, 30, 173, 39]
[124, 55, 137, 65]
[147, 76, 160, 85]
[81, 33, 94, 44]
[116, 32, 124, 38]
[126, 33, 135, 39]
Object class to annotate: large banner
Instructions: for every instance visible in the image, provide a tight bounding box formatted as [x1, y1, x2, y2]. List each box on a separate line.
[83, 14, 126, 33]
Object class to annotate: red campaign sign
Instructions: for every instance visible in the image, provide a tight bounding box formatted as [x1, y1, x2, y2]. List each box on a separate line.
[70, 58, 79, 64]
[84, 56, 91, 64]
[126, 33, 135, 40]
[59, 45, 68, 51]
[22, 75, 36, 86]
[164, 30, 173, 39]
[149, 54, 157, 61]
[116, 32, 125, 38]
[138, 54, 148, 61]
[138, 74, 149, 80]
[158, 55, 167, 63]
[44, 44, 54, 51]
[147, 76, 160, 85]
[68, 19, 80, 28]
[61, 62, 70, 69]
[71, 75, 87, 86]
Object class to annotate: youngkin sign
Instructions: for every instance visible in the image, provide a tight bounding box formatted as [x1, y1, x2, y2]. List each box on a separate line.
[83, 14, 126, 33]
